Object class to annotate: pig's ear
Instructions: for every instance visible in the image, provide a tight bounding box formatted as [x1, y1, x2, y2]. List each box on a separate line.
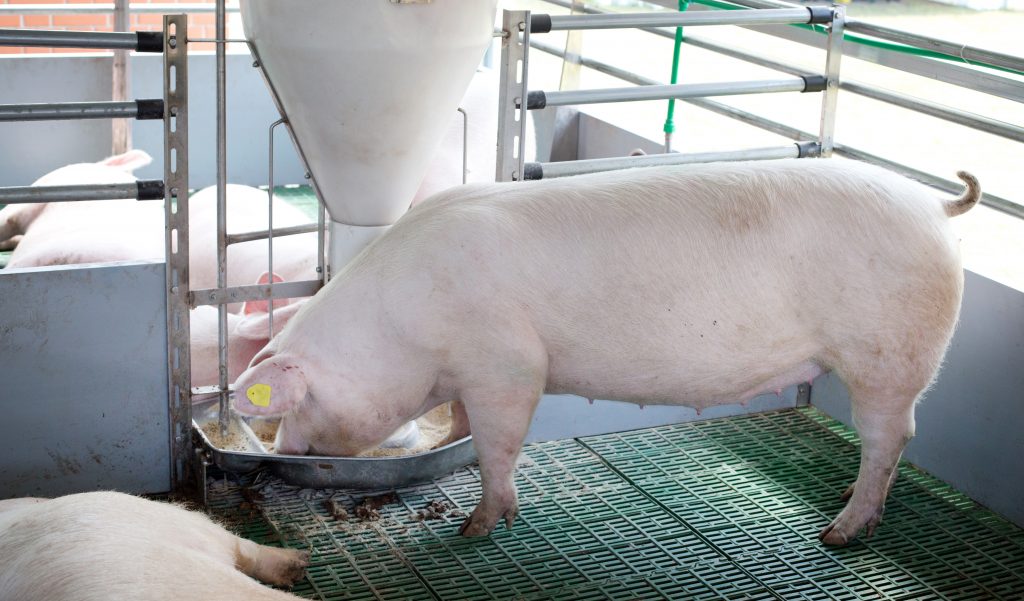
[232, 353, 307, 417]
[235, 299, 305, 341]
[101, 149, 153, 172]
[242, 272, 286, 315]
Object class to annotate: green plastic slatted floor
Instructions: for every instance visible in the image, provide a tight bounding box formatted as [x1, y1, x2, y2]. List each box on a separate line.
[206, 407, 1024, 600]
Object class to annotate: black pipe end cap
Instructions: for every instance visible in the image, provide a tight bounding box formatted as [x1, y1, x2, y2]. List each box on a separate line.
[796, 141, 821, 158]
[136, 31, 164, 53]
[801, 75, 828, 93]
[526, 90, 547, 110]
[135, 99, 165, 120]
[807, 6, 834, 24]
[136, 180, 165, 201]
[523, 163, 544, 181]
[530, 14, 552, 34]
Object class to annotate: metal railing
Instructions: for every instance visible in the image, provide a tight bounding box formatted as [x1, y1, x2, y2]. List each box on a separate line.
[532, 0, 1023, 219]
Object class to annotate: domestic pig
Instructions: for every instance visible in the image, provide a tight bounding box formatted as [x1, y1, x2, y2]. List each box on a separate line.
[1, 150, 163, 267]
[0, 491, 308, 601]
[187, 184, 318, 310]
[231, 159, 980, 543]
[153, 159, 988, 545]
[2, 161, 319, 306]
[189, 275, 306, 391]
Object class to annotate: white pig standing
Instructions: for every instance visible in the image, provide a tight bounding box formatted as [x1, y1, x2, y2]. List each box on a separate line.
[232, 158, 980, 546]
[0, 491, 308, 601]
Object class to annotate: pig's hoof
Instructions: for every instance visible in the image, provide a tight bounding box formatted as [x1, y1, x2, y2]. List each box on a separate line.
[458, 504, 518, 537]
[459, 514, 495, 537]
[818, 522, 852, 546]
[264, 548, 310, 587]
[840, 483, 855, 502]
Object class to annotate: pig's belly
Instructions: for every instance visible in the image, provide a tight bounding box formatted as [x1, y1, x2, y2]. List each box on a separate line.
[542, 330, 824, 409]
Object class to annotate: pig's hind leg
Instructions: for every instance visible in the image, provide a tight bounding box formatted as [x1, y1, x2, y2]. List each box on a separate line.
[818, 328, 952, 545]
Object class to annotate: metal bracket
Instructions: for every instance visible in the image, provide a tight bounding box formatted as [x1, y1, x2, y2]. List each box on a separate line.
[164, 14, 192, 493]
[796, 382, 811, 407]
[496, 10, 531, 182]
[818, 6, 845, 158]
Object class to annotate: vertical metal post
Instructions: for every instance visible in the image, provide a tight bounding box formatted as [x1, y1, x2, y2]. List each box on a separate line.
[558, 1, 584, 92]
[112, 0, 130, 154]
[317, 187, 326, 282]
[818, 6, 844, 158]
[496, 10, 530, 182]
[163, 14, 191, 491]
[456, 108, 468, 185]
[215, 0, 230, 435]
[268, 118, 287, 335]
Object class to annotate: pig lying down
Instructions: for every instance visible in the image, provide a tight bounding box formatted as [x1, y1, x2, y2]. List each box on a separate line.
[199, 159, 981, 544]
[0, 491, 308, 601]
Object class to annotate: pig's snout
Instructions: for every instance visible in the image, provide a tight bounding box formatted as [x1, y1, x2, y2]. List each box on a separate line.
[232, 353, 307, 418]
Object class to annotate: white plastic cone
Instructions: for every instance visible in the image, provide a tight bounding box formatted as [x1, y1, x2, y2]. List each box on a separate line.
[241, 0, 498, 232]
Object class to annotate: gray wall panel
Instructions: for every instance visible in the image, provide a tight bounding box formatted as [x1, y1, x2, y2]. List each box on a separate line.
[0, 260, 169, 497]
[812, 270, 1024, 527]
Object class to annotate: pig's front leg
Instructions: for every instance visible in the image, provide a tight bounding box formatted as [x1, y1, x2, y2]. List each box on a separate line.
[458, 386, 542, 537]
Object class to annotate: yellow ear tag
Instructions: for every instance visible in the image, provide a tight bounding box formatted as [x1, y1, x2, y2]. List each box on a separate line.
[246, 384, 272, 407]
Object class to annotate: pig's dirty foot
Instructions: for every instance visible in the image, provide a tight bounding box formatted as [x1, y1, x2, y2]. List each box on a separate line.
[818, 505, 884, 546]
[458, 501, 518, 537]
[236, 541, 310, 588]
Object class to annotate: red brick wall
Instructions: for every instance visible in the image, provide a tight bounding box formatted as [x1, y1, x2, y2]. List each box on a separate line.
[0, 0, 222, 54]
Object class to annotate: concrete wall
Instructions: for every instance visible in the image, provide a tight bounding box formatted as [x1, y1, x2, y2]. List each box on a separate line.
[0, 261, 170, 497]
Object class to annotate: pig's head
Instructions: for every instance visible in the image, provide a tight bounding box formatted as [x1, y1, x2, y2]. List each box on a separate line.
[191, 273, 306, 392]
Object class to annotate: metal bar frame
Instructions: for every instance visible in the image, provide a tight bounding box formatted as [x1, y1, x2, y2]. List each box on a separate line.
[637, 31, 1024, 143]
[817, 5, 844, 158]
[163, 14, 191, 492]
[496, 10, 531, 182]
[528, 144, 804, 179]
[246, 40, 329, 282]
[527, 38, 1023, 219]
[0, 100, 162, 122]
[544, 7, 817, 30]
[190, 279, 322, 308]
[112, 0, 130, 154]
[0, 28, 159, 51]
[0, 3, 241, 14]
[645, 0, 1024, 75]
[225, 223, 318, 246]
[536, 78, 809, 108]
[0, 181, 162, 204]
[214, 0, 229, 436]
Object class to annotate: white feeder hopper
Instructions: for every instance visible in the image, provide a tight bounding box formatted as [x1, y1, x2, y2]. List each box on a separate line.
[240, 0, 498, 272]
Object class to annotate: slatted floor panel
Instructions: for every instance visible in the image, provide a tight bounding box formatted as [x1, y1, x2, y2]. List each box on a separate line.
[206, 407, 1024, 600]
